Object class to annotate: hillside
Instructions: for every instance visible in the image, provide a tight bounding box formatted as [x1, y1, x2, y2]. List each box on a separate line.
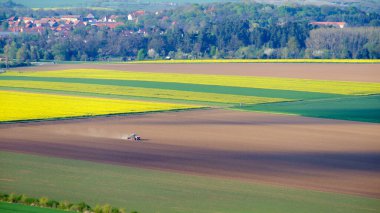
[1, 0, 379, 13]
[0, 0, 238, 10]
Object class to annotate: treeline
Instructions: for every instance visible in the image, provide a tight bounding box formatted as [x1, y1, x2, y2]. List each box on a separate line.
[306, 27, 380, 59]
[0, 192, 137, 213]
[1, 2, 380, 63]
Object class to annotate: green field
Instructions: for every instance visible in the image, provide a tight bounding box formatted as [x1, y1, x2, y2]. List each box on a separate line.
[0, 151, 379, 213]
[0, 202, 70, 213]
[239, 95, 380, 123]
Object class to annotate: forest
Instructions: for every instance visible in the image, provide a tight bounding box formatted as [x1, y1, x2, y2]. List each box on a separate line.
[0, 1, 380, 66]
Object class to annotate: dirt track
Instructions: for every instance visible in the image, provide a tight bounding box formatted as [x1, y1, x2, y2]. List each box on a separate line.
[1, 109, 379, 198]
[13, 63, 380, 82]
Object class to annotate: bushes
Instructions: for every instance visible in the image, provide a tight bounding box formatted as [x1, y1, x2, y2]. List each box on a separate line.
[0, 192, 135, 213]
[38, 197, 49, 207]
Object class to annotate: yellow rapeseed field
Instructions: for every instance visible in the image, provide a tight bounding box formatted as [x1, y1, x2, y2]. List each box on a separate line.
[0, 80, 291, 104]
[0, 90, 197, 122]
[7, 69, 380, 95]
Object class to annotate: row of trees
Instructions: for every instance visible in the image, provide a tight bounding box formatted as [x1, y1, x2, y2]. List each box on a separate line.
[306, 27, 380, 59]
[1, 2, 380, 64]
[0, 192, 137, 213]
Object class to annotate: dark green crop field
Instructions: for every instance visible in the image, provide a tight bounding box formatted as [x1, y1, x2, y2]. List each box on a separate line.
[0, 202, 71, 213]
[239, 95, 380, 123]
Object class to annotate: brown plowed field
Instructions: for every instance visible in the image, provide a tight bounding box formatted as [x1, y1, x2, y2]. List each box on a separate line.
[14, 63, 380, 82]
[1, 109, 379, 198]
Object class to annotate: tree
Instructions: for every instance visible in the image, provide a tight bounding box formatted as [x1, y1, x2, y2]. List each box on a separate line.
[1, 21, 9, 31]
[7, 41, 17, 61]
[286, 36, 300, 58]
[29, 46, 39, 62]
[51, 43, 68, 61]
[306, 27, 380, 59]
[147, 48, 157, 59]
[16, 45, 29, 62]
[137, 49, 146, 60]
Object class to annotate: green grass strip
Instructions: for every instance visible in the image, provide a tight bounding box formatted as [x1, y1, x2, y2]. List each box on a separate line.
[0, 202, 70, 213]
[1, 151, 379, 213]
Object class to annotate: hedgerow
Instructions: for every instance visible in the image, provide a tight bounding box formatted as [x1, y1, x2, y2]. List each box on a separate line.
[0, 192, 135, 213]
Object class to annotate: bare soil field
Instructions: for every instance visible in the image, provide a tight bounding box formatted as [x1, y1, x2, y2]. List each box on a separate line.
[1, 109, 379, 198]
[14, 63, 380, 82]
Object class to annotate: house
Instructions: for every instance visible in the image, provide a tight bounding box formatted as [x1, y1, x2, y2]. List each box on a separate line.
[73, 20, 87, 27]
[22, 17, 34, 24]
[109, 15, 118, 22]
[48, 21, 59, 28]
[8, 20, 21, 27]
[99, 16, 106, 22]
[99, 15, 118, 23]
[25, 23, 33, 28]
[39, 18, 55, 27]
[7, 16, 18, 21]
[84, 13, 96, 22]
[310, 22, 347, 29]
[127, 14, 133, 21]
[60, 15, 81, 22]
[128, 10, 145, 21]
[134, 10, 145, 16]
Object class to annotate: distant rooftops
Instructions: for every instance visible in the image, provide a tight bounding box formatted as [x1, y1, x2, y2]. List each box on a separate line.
[310, 22, 347, 29]
[86, 13, 95, 19]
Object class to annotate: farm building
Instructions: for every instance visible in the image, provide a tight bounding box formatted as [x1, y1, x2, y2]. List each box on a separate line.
[310, 22, 347, 28]
[60, 15, 82, 22]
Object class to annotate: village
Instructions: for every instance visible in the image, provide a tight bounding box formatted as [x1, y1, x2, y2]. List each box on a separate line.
[1, 8, 348, 35]
[2, 11, 147, 34]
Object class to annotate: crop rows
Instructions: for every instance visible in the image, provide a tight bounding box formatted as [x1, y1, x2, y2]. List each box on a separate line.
[7, 69, 380, 95]
[0, 80, 291, 105]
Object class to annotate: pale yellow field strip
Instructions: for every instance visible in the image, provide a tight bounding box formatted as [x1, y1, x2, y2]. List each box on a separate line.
[6, 69, 380, 95]
[0, 90, 198, 122]
[0, 80, 290, 104]
[127, 59, 380, 64]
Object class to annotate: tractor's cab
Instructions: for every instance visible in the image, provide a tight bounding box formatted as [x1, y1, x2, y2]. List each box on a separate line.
[127, 133, 141, 141]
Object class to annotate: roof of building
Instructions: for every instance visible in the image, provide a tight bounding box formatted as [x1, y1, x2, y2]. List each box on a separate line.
[86, 13, 95, 19]
[310, 21, 346, 25]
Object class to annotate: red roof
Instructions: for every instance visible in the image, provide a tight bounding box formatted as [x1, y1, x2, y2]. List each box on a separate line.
[310, 22, 346, 27]
[134, 10, 145, 16]
[109, 15, 118, 20]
